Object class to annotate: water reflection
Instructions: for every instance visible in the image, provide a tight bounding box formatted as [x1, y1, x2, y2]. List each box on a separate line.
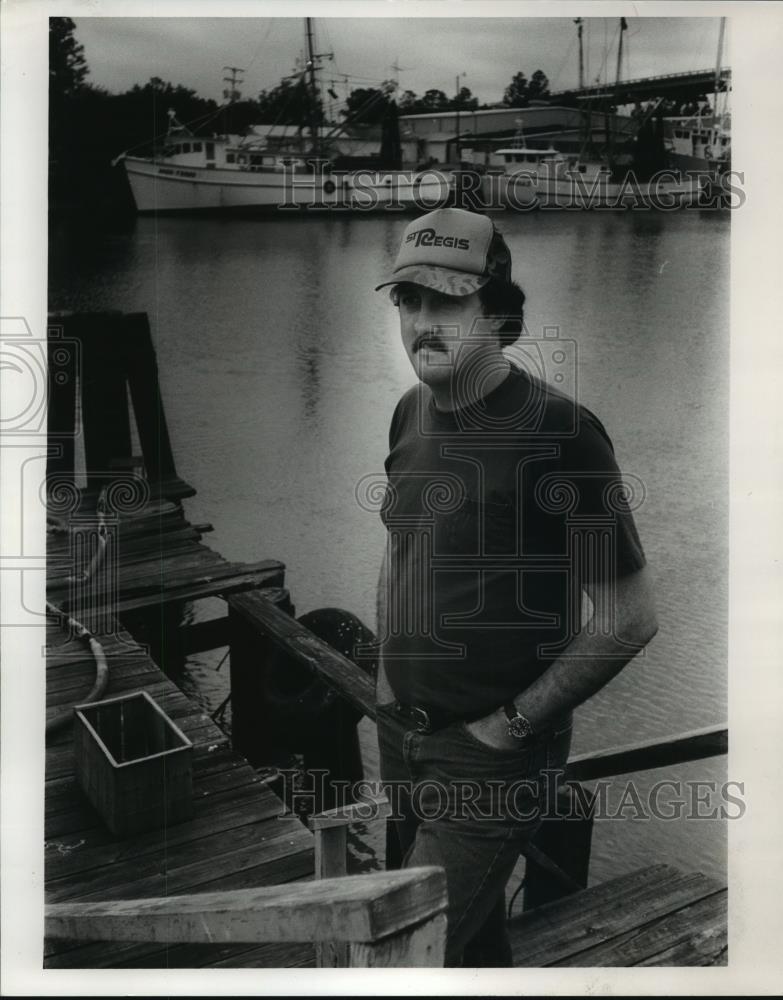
[295, 340, 322, 422]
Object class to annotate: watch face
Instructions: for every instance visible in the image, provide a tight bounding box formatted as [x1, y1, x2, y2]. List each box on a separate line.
[508, 714, 533, 741]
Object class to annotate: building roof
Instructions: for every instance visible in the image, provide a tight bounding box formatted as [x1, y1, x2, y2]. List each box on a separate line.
[398, 104, 576, 121]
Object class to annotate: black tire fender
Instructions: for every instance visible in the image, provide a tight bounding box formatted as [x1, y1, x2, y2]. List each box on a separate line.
[262, 608, 377, 724]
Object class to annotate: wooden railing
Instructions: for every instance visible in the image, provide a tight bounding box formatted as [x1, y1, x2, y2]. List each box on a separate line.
[45, 868, 448, 968]
[227, 590, 729, 909]
[565, 723, 727, 782]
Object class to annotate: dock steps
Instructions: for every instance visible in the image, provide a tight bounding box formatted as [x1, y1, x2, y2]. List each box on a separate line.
[509, 862, 726, 967]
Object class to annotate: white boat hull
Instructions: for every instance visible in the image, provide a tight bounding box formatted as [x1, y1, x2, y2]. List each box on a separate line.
[487, 169, 702, 210]
[123, 157, 454, 213]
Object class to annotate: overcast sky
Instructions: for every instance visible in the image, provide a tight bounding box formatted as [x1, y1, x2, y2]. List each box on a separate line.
[71, 16, 729, 111]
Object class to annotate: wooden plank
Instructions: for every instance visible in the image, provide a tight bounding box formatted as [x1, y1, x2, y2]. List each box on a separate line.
[556, 889, 727, 967]
[46, 779, 284, 882]
[47, 676, 192, 720]
[46, 659, 157, 701]
[207, 941, 315, 969]
[565, 725, 728, 782]
[47, 552, 253, 597]
[46, 782, 288, 881]
[49, 818, 314, 904]
[509, 866, 725, 968]
[47, 680, 192, 722]
[229, 591, 376, 719]
[78, 313, 133, 490]
[315, 826, 347, 880]
[48, 532, 204, 571]
[638, 932, 727, 966]
[191, 845, 314, 894]
[117, 939, 315, 970]
[48, 548, 231, 593]
[46, 651, 150, 684]
[112, 538, 209, 568]
[314, 823, 348, 967]
[46, 812, 310, 902]
[122, 312, 181, 488]
[349, 914, 446, 968]
[61, 567, 285, 617]
[45, 867, 448, 946]
[46, 933, 315, 970]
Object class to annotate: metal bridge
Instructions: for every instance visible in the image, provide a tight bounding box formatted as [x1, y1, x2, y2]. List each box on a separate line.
[550, 67, 731, 105]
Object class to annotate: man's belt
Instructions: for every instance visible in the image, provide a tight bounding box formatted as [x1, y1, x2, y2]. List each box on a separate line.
[386, 701, 458, 733]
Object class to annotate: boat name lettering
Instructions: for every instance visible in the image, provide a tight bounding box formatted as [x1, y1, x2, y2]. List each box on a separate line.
[405, 228, 470, 251]
[157, 168, 197, 179]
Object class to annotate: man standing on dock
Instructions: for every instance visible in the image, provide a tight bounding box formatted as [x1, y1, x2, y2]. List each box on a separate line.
[373, 207, 658, 967]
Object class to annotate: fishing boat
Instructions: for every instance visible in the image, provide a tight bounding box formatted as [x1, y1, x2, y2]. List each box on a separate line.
[119, 131, 453, 214]
[488, 145, 703, 209]
[482, 146, 557, 208]
[663, 20, 731, 177]
[117, 19, 453, 214]
[664, 112, 731, 174]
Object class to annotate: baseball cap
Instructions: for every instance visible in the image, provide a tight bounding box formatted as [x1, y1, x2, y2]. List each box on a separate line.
[375, 208, 512, 297]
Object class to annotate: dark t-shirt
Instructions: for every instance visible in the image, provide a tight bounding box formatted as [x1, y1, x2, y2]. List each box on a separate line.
[379, 364, 646, 720]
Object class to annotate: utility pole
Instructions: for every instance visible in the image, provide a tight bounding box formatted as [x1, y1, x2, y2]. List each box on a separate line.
[223, 66, 244, 136]
[222, 66, 244, 103]
[574, 18, 584, 91]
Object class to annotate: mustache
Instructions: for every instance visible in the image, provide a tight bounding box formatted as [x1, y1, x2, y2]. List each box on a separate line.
[413, 332, 450, 353]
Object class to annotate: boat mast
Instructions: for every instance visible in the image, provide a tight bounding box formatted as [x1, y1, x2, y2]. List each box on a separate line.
[609, 17, 627, 161]
[574, 18, 591, 160]
[712, 16, 726, 133]
[615, 17, 626, 94]
[304, 17, 320, 157]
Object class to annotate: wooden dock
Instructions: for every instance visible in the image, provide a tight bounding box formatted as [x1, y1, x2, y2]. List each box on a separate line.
[45, 619, 316, 969]
[43, 310, 729, 969]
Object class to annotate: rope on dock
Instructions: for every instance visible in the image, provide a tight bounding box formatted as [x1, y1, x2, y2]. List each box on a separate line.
[45, 492, 112, 736]
[45, 601, 110, 737]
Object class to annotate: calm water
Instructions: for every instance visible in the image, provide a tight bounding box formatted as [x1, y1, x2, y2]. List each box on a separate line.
[50, 207, 729, 885]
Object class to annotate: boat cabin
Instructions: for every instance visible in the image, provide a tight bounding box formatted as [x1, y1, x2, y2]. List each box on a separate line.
[491, 146, 561, 171]
[152, 136, 316, 174]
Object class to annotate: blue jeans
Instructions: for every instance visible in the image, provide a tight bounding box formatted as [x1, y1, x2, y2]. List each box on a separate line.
[377, 703, 573, 967]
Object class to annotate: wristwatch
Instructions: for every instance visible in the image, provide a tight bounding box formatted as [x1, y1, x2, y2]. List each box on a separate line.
[503, 703, 535, 742]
